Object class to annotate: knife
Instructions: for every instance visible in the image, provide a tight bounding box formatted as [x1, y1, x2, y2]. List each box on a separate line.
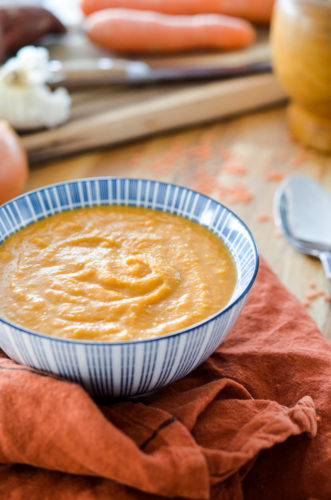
[48, 57, 272, 89]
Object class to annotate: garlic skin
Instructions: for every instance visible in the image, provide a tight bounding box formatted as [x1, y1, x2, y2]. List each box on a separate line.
[0, 46, 71, 130]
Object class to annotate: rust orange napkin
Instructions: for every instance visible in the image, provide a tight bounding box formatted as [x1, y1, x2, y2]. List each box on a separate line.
[0, 257, 330, 500]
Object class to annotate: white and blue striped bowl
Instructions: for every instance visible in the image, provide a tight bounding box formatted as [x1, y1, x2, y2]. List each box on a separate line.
[0, 178, 258, 399]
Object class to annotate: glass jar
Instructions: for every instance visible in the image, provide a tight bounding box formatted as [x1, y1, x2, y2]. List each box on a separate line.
[271, 0, 331, 152]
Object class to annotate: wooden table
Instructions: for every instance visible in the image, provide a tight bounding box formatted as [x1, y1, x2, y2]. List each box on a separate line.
[24, 104, 331, 338]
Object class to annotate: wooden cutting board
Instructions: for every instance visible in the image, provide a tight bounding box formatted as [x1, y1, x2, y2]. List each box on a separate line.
[21, 29, 286, 164]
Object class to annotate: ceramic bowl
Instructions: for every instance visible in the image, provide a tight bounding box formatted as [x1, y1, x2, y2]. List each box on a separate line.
[0, 178, 258, 399]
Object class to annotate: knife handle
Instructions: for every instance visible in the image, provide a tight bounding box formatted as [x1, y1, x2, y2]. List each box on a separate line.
[48, 58, 130, 86]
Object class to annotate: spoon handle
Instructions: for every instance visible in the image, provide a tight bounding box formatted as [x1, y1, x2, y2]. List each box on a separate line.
[324, 309, 331, 339]
[319, 252, 331, 339]
[319, 252, 331, 296]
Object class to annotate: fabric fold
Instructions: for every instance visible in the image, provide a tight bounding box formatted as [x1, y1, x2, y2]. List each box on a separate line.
[0, 257, 330, 500]
[0, 362, 209, 499]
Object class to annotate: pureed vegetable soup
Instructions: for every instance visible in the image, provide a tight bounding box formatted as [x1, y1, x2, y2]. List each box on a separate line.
[0, 206, 236, 341]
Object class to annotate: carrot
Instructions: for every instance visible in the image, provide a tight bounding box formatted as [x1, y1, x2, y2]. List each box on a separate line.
[80, 0, 275, 23]
[85, 9, 256, 54]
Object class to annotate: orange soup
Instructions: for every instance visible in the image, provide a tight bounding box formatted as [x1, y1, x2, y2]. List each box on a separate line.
[0, 206, 236, 341]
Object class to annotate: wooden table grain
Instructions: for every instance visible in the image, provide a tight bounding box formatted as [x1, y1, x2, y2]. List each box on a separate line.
[24, 105, 331, 338]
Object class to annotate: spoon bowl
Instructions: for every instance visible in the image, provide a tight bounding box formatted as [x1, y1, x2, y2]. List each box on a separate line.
[274, 175, 331, 293]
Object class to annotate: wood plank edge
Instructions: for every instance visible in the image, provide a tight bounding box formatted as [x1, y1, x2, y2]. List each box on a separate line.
[23, 74, 287, 164]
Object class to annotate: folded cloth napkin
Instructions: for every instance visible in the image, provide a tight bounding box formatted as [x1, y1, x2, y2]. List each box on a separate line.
[0, 258, 330, 500]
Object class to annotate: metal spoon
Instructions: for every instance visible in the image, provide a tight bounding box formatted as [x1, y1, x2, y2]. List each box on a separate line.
[274, 174, 331, 296]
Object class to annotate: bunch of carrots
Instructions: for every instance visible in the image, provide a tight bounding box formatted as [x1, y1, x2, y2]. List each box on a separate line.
[80, 0, 275, 54]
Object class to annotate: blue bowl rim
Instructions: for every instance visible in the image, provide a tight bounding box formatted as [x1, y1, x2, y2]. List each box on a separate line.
[0, 177, 259, 346]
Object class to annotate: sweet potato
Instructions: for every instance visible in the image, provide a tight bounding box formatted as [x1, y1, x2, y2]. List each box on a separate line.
[0, 6, 65, 61]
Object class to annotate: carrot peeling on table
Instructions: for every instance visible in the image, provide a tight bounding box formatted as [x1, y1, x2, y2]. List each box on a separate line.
[314, 165, 324, 179]
[195, 145, 213, 161]
[290, 148, 312, 168]
[263, 169, 286, 182]
[220, 148, 235, 161]
[228, 182, 254, 204]
[304, 286, 329, 308]
[305, 289, 325, 300]
[225, 163, 247, 175]
[216, 182, 229, 198]
[151, 136, 185, 175]
[256, 214, 270, 223]
[191, 181, 214, 196]
[129, 153, 142, 167]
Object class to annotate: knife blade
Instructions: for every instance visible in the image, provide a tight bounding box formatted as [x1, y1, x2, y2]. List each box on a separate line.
[48, 57, 272, 89]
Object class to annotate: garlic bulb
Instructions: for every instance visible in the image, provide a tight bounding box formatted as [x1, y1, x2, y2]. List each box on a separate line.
[0, 46, 71, 130]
